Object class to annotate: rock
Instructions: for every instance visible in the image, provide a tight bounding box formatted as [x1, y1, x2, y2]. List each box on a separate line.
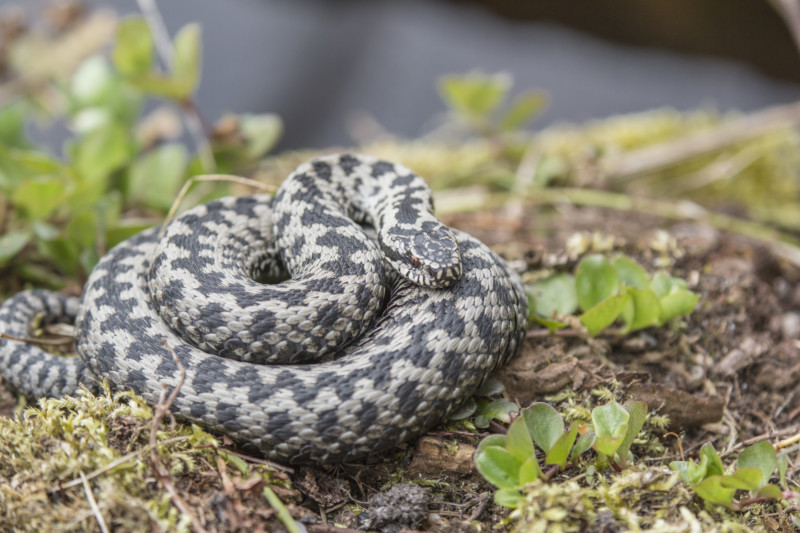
[407, 436, 476, 478]
[626, 383, 725, 429]
[362, 483, 429, 533]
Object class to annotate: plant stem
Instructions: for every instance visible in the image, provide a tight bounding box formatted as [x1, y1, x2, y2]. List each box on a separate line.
[136, 0, 216, 172]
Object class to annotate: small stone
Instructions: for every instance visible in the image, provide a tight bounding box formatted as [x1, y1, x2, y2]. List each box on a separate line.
[780, 312, 800, 340]
[362, 483, 429, 532]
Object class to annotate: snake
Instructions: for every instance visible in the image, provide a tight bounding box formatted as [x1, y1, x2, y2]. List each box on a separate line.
[0, 153, 527, 463]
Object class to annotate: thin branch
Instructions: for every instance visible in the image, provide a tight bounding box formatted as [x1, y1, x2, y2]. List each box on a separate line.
[0, 331, 74, 346]
[53, 436, 189, 491]
[136, 0, 174, 69]
[718, 426, 800, 458]
[80, 472, 110, 533]
[136, 0, 217, 172]
[149, 340, 207, 533]
[159, 174, 276, 239]
[777, 432, 800, 450]
[212, 447, 294, 474]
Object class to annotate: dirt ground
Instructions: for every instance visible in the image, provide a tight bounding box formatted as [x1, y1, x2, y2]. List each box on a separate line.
[2, 203, 798, 532]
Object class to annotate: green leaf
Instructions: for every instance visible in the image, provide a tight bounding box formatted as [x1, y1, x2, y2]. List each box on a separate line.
[527, 273, 577, 319]
[670, 444, 722, 486]
[126, 143, 187, 211]
[522, 403, 565, 453]
[11, 177, 67, 219]
[241, 113, 282, 159]
[171, 23, 202, 99]
[0, 147, 63, 191]
[127, 74, 190, 100]
[658, 289, 700, 324]
[493, 488, 526, 508]
[32, 221, 60, 240]
[591, 401, 629, 457]
[18, 264, 64, 289]
[616, 401, 647, 462]
[219, 450, 250, 476]
[693, 476, 737, 508]
[438, 73, 511, 120]
[500, 91, 546, 131]
[37, 238, 79, 275]
[475, 376, 505, 396]
[474, 446, 523, 489]
[448, 398, 476, 421]
[757, 484, 783, 500]
[670, 460, 700, 485]
[66, 210, 98, 249]
[0, 102, 28, 148]
[545, 425, 578, 468]
[737, 441, 777, 489]
[579, 292, 629, 336]
[71, 108, 115, 134]
[477, 434, 508, 454]
[518, 456, 542, 485]
[106, 220, 154, 249]
[778, 453, 789, 489]
[571, 430, 595, 462]
[621, 288, 661, 332]
[576, 255, 619, 311]
[72, 124, 132, 193]
[531, 315, 570, 332]
[721, 468, 762, 492]
[650, 271, 674, 298]
[113, 16, 154, 76]
[611, 256, 650, 290]
[700, 442, 724, 477]
[506, 416, 536, 462]
[0, 231, 30, 266]
[71, 56, 115, 106]
[79, 247, 100, 274]
[474, 399, 519, 428]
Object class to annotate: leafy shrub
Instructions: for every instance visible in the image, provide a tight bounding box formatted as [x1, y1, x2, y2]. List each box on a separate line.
[475, 400, 646, 508]
[0, 14, 281, 285]
[528, 254, 699, 336]
[670, 441, 789, 509]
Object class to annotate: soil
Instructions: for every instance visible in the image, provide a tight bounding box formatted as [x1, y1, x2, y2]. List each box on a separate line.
[2, 203, 798, 531]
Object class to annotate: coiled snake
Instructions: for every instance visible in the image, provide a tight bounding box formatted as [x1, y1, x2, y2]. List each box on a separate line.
[0, 154, 527, 463]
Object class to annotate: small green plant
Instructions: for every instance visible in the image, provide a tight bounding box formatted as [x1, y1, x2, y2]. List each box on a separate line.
[437, 72, 546, 139]
[528, 254, 699, 336]
[0, 13, 281, 286]
[473, 398, 519, 428]
[669, 441, 791, 509]
[475, 400, 646, 508]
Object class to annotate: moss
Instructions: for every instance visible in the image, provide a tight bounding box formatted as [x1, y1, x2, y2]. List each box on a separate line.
[508, 468, 758, 532]
[0, 384, 284, 532]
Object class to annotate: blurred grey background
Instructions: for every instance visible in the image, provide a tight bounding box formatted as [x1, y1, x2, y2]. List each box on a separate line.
[8, 0, 800, 151]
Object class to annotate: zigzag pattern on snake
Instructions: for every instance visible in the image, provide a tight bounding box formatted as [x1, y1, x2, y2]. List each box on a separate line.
[0, 153, 527, 463]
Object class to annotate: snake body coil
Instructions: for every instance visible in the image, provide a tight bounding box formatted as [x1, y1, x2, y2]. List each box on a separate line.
[0, 154, 527, 463]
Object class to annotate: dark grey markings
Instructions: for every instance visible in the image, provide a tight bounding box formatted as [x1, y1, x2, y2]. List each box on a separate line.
[1, 154, 529, 465]
[371, 161, 396, 177]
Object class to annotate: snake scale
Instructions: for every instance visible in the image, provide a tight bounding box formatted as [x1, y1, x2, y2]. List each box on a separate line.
[0, 153, 527, 463]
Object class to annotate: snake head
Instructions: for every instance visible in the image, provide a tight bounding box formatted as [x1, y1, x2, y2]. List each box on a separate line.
[381, 224, 462, 288]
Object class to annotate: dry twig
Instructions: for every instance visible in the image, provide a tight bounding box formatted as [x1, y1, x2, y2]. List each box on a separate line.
[80, 472, 110, 533]
[149, 340, 207, 533]
[136, 0, 216, 172]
